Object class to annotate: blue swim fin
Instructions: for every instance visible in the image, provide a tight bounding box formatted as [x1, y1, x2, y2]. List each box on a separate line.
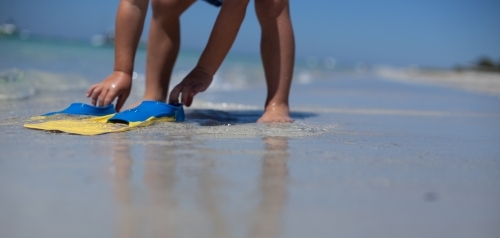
[43, 103, 116, 116]
[107, 101, 185, 124]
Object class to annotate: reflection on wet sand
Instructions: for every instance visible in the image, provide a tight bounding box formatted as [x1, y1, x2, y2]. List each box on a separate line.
[195, 153, 231, 238]
[250, 137, 289, 238]
[111, 138, 139, 238]
[143, 138, 179, 238]
[110, 136, 289, 238]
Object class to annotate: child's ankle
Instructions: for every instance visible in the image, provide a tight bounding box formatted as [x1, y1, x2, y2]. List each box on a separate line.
[264, 102, 290, 110]
[143, 92, 167, 102]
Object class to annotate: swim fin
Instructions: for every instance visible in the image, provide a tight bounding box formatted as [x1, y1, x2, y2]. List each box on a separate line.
[24, 101, 184, 136]
[42, 103, 116, 116]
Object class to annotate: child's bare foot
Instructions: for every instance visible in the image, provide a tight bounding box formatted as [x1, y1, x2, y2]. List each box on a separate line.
[257, 103, 293, 123]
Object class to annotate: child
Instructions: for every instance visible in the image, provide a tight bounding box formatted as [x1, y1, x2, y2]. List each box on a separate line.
[87, 0, 295, 122]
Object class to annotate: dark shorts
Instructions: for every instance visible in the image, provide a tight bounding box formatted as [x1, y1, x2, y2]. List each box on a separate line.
[204, 0, 222, 7]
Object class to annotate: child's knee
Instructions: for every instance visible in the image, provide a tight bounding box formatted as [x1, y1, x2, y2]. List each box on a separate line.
[151, 0, 187, 17]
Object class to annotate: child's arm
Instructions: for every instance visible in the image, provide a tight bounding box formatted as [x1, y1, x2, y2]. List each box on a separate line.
[87, 0, 149, 112]
[169, 0, 250, 106]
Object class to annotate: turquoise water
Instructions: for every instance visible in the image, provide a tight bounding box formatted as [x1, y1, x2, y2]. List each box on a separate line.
[0, 37, 341, 101]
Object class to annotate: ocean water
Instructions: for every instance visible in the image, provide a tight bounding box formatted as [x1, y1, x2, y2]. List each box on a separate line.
[0, 37, 341, 100]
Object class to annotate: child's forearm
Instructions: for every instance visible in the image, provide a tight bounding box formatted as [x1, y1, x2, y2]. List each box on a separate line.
[196, 0, 249, 75]
[114, 0, 149, 76]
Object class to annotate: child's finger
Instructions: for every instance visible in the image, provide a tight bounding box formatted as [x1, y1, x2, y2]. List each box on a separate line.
[98, 88, 109, 107]
[87, 84, 98, 97]
[91, 87, 103, 106]
[103, 90, 117, 107]
[186, 93, 194, 107]
[181, 85, 192, 106]
[185, 84, 203, 106]
[186, 90, 198, 107]
[115, 92, 129, 112]
[169, 84, 183, 104]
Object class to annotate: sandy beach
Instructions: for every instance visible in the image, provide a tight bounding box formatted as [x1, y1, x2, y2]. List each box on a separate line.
[1, 38, 500, 238]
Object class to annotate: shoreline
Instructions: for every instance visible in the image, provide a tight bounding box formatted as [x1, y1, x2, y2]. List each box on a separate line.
[375, 67, 500, 96]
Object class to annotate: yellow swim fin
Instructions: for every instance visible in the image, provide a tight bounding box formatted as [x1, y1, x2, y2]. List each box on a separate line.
[23, 115, 175, 136]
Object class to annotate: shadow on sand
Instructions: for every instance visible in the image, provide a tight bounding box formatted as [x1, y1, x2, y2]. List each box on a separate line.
[184, 109, 317, 126]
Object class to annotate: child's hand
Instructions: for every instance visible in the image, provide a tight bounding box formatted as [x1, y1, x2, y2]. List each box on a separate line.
[169, 68, 213, 107]
[87, 71, 132, 112]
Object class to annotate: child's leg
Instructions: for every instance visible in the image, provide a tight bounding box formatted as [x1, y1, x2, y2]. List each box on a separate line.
[255, 0, 295, 123]
[143, 0, 196, 102]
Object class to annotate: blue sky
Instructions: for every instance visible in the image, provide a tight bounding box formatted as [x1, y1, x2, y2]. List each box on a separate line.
[1, 0, 499, 68]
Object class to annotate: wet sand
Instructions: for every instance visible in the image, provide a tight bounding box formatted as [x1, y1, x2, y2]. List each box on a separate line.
[1, 75, 500, 238]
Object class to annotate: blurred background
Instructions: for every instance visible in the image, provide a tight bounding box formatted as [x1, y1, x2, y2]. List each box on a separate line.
[1, 0, 499, 68]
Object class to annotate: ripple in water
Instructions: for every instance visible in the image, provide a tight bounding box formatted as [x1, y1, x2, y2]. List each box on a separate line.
[0, 69, 91, 100]
[0, 69, 34, 100]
